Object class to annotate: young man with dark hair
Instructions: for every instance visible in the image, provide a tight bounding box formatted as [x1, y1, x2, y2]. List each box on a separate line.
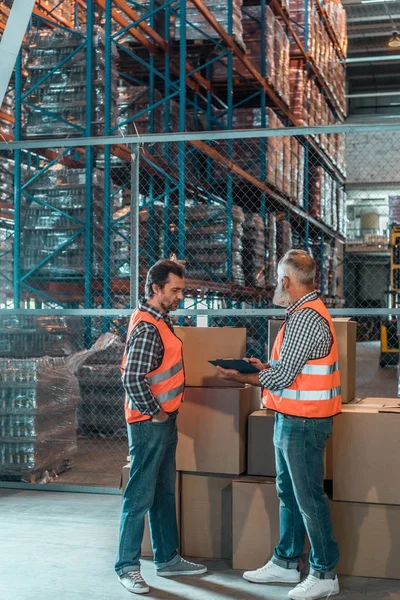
[116, 260, 207, 595]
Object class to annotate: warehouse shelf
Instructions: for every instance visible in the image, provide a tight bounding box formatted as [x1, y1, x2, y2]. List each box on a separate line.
[0, 0, 347, 312]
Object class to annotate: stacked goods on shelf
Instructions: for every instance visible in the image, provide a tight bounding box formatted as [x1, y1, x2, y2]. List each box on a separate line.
[22, 168, 123, 279]
[276, 218, 292, 260]
[309, 165, 344, 233]
[0, 315, 84, 358]
[166, 204, 246, 286]
[0, 154, 14, 300]
[309, 241, 332, 296]
[243, 214, 267, 288]
[22, 27, 118, 138]
[290, 0, 346, 116]
[291, 139, 305, 207]
[213, 5, 289, 105]
[0, 88, 14, 137]
[67, 333, 126, 437]
[174, 0, 245, 48]
[0, 357, 80, 478]
[214, 108, 286, 194]
[117, 85, 166, 136]
[266, 213, 278, 286]
[324, 0, 347, 55]
[329, 245, 338, 297]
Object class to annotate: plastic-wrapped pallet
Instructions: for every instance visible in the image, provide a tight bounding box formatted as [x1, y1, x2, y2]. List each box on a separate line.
[308, 165, 323, 220]
[0, 315, 84, 358]
[23, 27, 118, 138]
[22, 168, 123, 279]
[274, 18, 290, 105]
[113, 204, 165, 281]
[276, 219, 292, 260]
[213, 5, 275, 84]
[329, 246, 338, 297]
[174, 0, 245, 48]
[213, 108, 285, 191]
[0, 357, 80, 478]
[67, 333, 126, 437]
[243, 213, 267, 288]
[162, 204, 246, 286]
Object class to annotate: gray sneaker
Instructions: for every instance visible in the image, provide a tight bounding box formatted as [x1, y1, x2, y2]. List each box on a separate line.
[157, 557, 207, 577]
[119, 571, 150, 594]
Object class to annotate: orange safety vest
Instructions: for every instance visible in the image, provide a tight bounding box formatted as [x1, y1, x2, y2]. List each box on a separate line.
[121, 308, 185, 424]
[263, 297, 342, 418]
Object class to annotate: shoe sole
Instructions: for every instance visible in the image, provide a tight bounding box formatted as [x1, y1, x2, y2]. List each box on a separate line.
[119, 580, 150, 595]
[288, 588, 339, 599]
[243, 574, 300, 585]
[157, 567, 208, 577]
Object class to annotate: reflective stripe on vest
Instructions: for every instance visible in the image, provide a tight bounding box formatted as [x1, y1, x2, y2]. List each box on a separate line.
[155, 382, 185, 404]
[147, 359, 184, 385]
[271, 385, 342, 401]
[270, 359, 339, 376]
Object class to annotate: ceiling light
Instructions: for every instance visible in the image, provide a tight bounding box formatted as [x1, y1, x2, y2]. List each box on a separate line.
[389, 31, 400, 48]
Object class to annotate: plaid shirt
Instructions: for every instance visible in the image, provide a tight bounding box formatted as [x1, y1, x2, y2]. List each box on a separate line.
[122, 302, 174, 417]
[259, 292, 333, 391]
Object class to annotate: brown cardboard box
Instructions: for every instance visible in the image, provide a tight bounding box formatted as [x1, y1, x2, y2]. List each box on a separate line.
[177, 386, 261, 475]
[247, 410, 276, 477]
[333, 318, 357, 404]
[232, 476, 280, 570]
[333, 404, 400, 504]
[268, 318, 356, 404]
[332, 500, 400, 579]
[247, 410, 333, 480]
[121, 465, 181, 557]
[174, 326, 246, 387]
[181, 473, 234, 559]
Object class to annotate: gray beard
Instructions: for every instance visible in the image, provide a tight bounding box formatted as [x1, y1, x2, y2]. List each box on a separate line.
[273, 286, 291, 307]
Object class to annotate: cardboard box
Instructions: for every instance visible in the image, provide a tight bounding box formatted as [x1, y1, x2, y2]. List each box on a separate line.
[247, 410, 276, 477]
[181, 473, 234, 559]
[174, 326, 247, 387]
[268, 318, 356, 404]
[177, 386, 261, 475]
[332, 500, 400, 579]
[232, 476, 280, 570]
[121, 464, 181, 557]
[333, 318, 357, 404]
[333, 404, 400, 504]
[247, 409, 333, 480]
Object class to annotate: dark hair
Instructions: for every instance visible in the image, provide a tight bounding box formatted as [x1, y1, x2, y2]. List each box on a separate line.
[145, 259, 184, 299]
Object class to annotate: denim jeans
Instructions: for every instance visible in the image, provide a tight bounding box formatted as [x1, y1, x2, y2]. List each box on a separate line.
[272, 412, 339, 580]
[115, 412, 179, 575]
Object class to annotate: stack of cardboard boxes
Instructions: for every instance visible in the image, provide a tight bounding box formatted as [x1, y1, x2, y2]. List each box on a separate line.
[121, 319, 400, 580]
[122, 326, 261, 560]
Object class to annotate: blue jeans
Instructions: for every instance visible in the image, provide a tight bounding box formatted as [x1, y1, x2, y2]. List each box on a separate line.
[272, 412, 339, 580]
[115, 412, 179, 575]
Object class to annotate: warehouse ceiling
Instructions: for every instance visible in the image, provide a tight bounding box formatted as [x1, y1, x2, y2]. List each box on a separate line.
[344, 0, 400, 118]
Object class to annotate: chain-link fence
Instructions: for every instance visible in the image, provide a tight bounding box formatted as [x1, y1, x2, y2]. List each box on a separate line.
[0, 125, 400, 487]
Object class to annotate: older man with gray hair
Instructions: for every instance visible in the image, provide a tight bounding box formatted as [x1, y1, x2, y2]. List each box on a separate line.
[217, 250, 341, 600]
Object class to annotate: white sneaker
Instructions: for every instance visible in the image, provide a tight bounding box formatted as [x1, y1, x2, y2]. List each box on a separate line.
[288, 574, 340, 599]
[243, 560, 300, 584]
[119, 571, 150, 594]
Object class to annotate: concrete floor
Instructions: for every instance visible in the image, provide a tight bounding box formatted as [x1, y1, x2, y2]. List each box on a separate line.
[1, 490, 399, 600]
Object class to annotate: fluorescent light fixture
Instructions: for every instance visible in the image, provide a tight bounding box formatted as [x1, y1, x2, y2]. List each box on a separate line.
[361, 0, 396, 4]
[389, 31, 400, 47]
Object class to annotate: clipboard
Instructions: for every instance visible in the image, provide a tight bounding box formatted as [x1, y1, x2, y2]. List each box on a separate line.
[209, 359, 260, 374]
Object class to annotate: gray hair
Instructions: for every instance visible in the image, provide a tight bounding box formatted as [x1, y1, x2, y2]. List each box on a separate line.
[279, 249, 316, 286]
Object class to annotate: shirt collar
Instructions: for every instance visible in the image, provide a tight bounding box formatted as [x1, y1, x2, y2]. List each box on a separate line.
[139, 301, 169, 322]
[286, 291, 318, 318]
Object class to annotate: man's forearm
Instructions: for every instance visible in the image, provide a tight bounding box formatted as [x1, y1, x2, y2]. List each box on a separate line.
[234, 373, 263, 387]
